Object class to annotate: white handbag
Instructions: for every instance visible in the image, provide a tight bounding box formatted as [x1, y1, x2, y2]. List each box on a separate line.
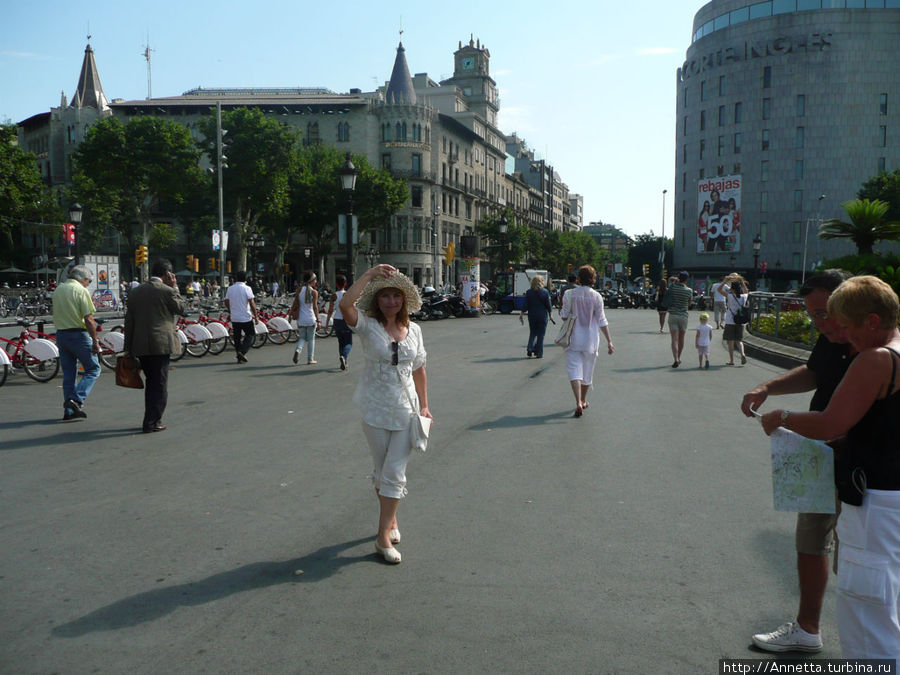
[397, 364, 431, 452]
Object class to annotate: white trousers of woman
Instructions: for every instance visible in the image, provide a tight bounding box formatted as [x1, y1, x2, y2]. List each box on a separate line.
[836, 489, 900, 658]
[362, 422, 412, 499]
[565, 349, 598, 386]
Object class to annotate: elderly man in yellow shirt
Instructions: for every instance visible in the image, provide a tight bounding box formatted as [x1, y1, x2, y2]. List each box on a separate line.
[52, 265, 101, 421]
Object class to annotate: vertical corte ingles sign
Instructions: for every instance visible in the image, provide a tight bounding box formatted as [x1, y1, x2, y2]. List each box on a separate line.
[697, 175, 741, 254]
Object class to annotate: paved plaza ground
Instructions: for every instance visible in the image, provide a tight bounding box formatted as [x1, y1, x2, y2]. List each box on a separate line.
[1, 309, 836, 673]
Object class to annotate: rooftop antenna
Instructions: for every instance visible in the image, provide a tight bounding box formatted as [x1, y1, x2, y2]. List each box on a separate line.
[142, 33, 154, 100]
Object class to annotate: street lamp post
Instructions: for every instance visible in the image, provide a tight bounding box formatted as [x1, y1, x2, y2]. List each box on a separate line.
[752, 233, 763, 290]
[801, 193, 826, 285]
[658, 189, 667, 275]
[432, 204, 441, 289]
[69, 203, 83, 266]
[364, 246, 380, 270]
[498, 213, 509, 274]
[338, 153, 358, 284]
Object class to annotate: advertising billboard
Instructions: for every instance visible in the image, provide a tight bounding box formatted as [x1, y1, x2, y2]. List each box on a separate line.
[697, 175, 741, 253]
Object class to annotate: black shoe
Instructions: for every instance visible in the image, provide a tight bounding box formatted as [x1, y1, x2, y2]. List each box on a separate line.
[339, 355, 347, 370]
[237, 352, 248, 363]
[672, 361, 680, 368]
[142, 423, 167, 433]
[526, 350, 532, 358]
[63, 399, 87, 420]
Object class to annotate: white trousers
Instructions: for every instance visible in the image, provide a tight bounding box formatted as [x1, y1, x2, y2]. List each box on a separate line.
[362, 422, 412, 500]
[836, 489, 900, 658]
[565, 349, 598, 386]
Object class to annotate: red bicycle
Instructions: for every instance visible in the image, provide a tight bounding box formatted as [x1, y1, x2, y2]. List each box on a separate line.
[0, 320, 61, 383]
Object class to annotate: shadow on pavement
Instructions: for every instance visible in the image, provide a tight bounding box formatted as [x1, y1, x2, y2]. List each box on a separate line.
[468, 411, 569, 430]
[52, 536, 373, 637]
[0, 425, 139, 451]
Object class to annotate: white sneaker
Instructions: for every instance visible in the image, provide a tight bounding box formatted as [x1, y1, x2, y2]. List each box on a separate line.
[752, 621, 823, 653]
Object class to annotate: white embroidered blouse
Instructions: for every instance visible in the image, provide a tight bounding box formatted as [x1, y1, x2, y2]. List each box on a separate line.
[350, 313, 427, 430]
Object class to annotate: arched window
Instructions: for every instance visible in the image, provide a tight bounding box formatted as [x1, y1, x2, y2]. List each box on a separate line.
[307, 122, 320, 145]
[338, 122, 350, 142]
[396, 122, 402, 140]
[401, 122, 407, 141]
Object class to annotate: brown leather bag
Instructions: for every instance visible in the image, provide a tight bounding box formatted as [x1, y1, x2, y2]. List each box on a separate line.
[115, 355, 144, 389]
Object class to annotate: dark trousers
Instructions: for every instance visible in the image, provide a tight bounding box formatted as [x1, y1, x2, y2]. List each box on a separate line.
[140, 354, 170, 428]
[232, 320, 255, 355]
[527, 318, 549, 357]
[333, 319, 353, 360]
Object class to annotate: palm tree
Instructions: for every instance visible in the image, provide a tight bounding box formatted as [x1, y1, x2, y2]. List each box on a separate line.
[819, 198, 900, 255]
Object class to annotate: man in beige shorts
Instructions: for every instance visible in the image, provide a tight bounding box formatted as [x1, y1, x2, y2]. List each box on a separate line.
[740, 270, 852, 652]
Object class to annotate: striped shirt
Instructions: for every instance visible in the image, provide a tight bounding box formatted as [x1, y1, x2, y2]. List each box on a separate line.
[664, 283, 693, 316]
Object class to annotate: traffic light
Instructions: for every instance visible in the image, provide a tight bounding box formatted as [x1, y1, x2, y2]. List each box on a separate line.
[442, 242, 455, 266]
[283, 263, 290, 273]
[186, 254, 194, 271]
[192, 256, 199, 273]
[208, 257, 216, 271]
[135, 245, 148, 265]
[642, 263, 649, 277]
[62, 223, 76, 245]
[226, 260, 232, 273]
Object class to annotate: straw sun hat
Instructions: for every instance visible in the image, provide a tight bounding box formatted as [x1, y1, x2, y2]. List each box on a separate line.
[355, 272, 422, 313]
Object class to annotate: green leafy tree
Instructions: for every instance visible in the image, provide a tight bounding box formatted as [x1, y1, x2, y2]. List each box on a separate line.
[198, 108, 298, 271]
[0, 124, 60, 257]
[627, 232, 673, 282]
[69, 116, 204, 256]
[475, 210, 535, 272]
[859, 169, 900, 223]
[819, 198, 900, 255]
[269, 145, 406, 283]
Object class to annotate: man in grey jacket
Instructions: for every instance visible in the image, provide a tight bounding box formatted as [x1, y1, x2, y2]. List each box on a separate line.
[124, 259, 186, 432]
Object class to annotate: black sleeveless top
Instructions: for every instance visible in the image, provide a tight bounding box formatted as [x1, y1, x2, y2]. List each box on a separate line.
[847, 347, 900, 490]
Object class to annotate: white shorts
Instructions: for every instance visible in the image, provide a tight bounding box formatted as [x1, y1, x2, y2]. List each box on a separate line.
[697, 345, 710, 356]
[565, 349, 598, 385]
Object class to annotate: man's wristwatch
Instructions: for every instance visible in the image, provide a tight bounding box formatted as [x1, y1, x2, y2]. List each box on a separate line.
[780, 410, 791, 426]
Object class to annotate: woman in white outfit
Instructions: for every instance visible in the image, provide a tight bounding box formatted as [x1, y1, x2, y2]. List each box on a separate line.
[559, 265, 615, 418]
[292, 271, 320, 365]
[722, 275, 749, 365]
[340, 265, 431, 564]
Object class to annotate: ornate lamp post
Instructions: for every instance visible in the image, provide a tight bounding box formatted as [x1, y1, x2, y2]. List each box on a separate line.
[432, 204, 440, 288]
[69, 203, 83, 265]
[498, 212, 509, 273]
[338, 153, 358, 283]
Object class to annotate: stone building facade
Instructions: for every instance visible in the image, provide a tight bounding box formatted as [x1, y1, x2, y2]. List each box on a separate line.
[16, 37, 579, 286]
[674, 0, 900, 287]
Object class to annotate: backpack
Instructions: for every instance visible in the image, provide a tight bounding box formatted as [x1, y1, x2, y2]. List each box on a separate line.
[732, 295, 751, 325]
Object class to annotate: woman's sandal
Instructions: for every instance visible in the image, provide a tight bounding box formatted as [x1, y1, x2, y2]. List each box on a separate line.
[375, 542, 402, 564]
[390, 528, 401, 545]
[573, 406, 583, 418]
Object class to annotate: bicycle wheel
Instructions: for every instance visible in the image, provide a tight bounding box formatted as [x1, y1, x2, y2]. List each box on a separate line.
[286, 329, 299, 343]
[267, 329, 288, 345]
[23, 355, 60, 382]
[251, 332, 267, 349]
[0, 364, 7, 387]
[207, 336, 228, 355]
[98, 348, 117, 369]
[185, 339, 211, 357]
[171, 342, 187, 361]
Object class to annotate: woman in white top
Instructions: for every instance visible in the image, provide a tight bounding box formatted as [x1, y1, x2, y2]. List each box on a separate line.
[326, 274, 352, 370]
[722, 275, 749, 365]
[292, 271, 321, 365]
[559, 265, 615, 418]
[340, 265, 431, 564]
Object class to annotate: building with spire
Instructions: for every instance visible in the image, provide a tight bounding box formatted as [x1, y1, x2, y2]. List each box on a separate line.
[16, 38, 578, 286]
[18, 43, 111, 190]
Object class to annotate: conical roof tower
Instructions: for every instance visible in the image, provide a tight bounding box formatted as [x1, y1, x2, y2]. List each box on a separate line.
[72, 43, 109, 110]
[384, 42, 416, 105]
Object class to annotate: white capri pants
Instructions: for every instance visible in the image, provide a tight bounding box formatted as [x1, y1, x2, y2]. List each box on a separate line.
[362, 422, 412, 499]
[835, 489, 900, 658]
[565, 349, 598, 386]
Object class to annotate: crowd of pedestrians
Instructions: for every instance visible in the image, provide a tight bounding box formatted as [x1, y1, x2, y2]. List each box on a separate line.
[45, 253, 900, 657]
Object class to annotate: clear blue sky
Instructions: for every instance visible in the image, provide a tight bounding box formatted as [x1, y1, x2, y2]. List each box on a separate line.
[0, 0, 697, 238]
